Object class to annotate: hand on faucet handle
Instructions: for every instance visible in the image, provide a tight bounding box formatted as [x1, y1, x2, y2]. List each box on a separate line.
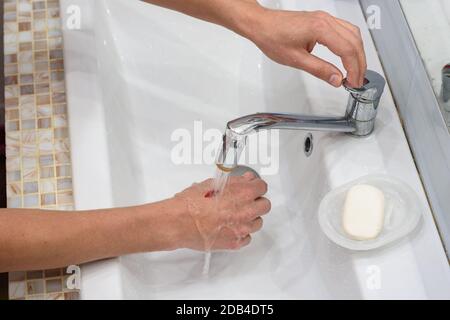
[248, 9, 367, 88]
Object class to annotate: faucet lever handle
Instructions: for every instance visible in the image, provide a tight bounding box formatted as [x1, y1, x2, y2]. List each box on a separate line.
[343, 70, 386, 103]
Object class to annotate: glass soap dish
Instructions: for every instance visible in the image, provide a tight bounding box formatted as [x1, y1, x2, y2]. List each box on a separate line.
[318, 174, 423, 251]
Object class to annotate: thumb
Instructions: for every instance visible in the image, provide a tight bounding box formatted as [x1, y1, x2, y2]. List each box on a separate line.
[296, 52, 343, 87]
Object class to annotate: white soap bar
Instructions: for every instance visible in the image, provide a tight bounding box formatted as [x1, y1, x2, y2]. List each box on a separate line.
[342, 184, 385, 240]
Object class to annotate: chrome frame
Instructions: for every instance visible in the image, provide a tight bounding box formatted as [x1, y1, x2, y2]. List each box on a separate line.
[360, 0, 450, 255]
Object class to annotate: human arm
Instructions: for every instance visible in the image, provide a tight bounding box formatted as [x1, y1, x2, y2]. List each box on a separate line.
[143, 0, 366, 87]
[0, 173, 269, 272]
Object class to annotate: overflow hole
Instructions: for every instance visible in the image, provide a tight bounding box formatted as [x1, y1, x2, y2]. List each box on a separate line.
[304, 133, 313, 157]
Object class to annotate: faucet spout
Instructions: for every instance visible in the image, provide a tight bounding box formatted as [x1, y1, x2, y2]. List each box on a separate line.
[227, 113, 355, 136]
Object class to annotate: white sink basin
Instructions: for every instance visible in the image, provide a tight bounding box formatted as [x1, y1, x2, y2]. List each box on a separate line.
[61, 0, 450, 299]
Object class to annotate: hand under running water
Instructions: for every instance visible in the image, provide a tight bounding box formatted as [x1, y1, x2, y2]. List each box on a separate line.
[144, 0, 367, 88]
[173, 173, 271, 251]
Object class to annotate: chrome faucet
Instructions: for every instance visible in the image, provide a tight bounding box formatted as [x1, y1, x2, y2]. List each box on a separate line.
[227, 70, 385, 137]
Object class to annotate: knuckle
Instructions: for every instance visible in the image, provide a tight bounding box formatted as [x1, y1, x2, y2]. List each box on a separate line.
[342, 45, 357, 56]
[312, 18, 328, 31]
[243, 187, 254, 200]
[314, 10, 330, 19]
[243, 206, 255, 220]
[352, 24, 361, 34]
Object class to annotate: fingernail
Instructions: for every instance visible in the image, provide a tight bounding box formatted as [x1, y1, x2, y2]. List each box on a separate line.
[329, 74, 342, 87]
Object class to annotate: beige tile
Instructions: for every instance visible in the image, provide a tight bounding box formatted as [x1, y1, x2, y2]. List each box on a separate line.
[53, 114, 67, 127]
[5, 22, 18, 34]
[20, 105, 37, 120]
[27, 279, 45, 295]
[55, 152, 71, 165]
[34, 40, 48, 51]
[40, 179, 56, 193]
[18, 62, 33, 74]
[5, 64, 19, 75]
[40, 167, 55, 179]
[4, 12, 18, 23]
[54, 127, 68, 139]
[33, 1, 47, 11]
[7, 197, 22, 208]
[23, 167, 39, 181]
[37, 104, 52, 117]
[53, 104, 66, 115]
[54, 139, 70, 153]
[33, 10, 46, 19]
[23, 156, 38, 169]
[6, 109, 20, 121]
[35, 60, 49, 72]
[18, 51, 32, 64]
[33, 19, 47, 31]
[7, 183, 22, 197]
[23, 194, 40, 207]
[57, 191, 73, 205]
[48, 8, 60, 19]
[35, 71, 50, 83]
[21, 130, 37, 144]
[18, 22, 31, 32]
[5, 97, 19, 108]
[19, 42, 32, 51]
[19, 94, 35, 108]
[36, 94, 50, 105]
[34, 30, 47, 40]
[5, 75, 18, 85]
[46, 292, 64, 300]
[41, 193, 56, 206]
[57, 178, 72, 190]
[48, 37, 63, 50]
[6, 120, 20, 132]
[9, 281, 26, 300]
[5, 53, 17, 64]
[7, 171, 22, 183]
[4, 33, 18, 44]
[6, 156, 21, 171]
[21, 119, 37, 130]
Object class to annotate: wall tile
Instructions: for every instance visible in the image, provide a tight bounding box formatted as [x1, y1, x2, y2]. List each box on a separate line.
[4, 0, 79, 300]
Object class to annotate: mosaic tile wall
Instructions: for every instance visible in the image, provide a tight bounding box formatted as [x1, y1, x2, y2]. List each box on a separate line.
[3, 0, 79, 300]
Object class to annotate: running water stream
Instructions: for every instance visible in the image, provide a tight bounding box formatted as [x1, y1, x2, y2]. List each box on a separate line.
[202, 129, 247, 276]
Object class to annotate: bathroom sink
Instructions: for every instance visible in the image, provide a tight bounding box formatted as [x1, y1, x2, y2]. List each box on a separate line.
[61, 0, 450, 299]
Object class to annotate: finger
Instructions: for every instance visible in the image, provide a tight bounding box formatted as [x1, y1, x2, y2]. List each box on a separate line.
[247, 217, 264, 234]
[245, 178, 269, 201]
[234, 234, 252, 250]
[296, 51, 343, 87]
[334, 18, 367, 86]
[231, 178, 268, 202]
[315, 21, 361, 88]
[238, 197, 271, 222]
